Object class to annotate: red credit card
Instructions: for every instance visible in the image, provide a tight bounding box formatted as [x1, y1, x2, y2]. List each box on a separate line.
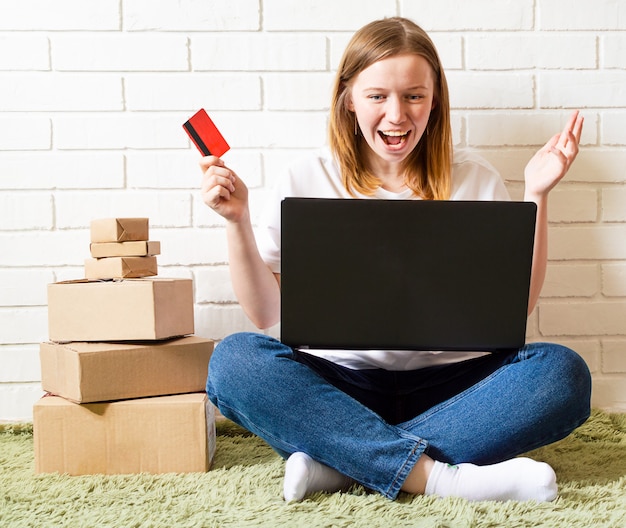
[182, 109, 230, 157]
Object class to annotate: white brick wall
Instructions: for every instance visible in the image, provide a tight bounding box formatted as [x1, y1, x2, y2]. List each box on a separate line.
[1, 0, 625, 421]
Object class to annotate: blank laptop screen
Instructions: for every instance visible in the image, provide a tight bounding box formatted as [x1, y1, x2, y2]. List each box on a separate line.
[280, 198, 536, 352]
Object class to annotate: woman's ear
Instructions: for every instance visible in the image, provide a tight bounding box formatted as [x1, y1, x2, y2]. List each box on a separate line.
[344, 86, 354, 112]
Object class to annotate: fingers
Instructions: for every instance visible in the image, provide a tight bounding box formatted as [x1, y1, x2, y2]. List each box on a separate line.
[545, 132, 561, 150]
[199, 155, 236, 191]
[199, 155, 224, 174]
[558, 110, 584, 149]
[551, 111, 582, 165]
[572, 112, 584, 143]
[200, 156, 238, 209]
[550, 136, 577, 167]
[202, 165, 235, 192]
[548, 144, 568, 164]
[202, 174, 236, 210]
[565, 110, 579, 132]
[203, 181, 233, 208]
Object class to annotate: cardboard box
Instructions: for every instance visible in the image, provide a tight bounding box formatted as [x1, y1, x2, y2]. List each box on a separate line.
[47, 278, 194, 342]
[84, 256, 158, 279]
[90, 240, 161, 258]
[90, 218, 149, 243]
[34, 393, 216, 475]
[40, 336, 214, 403]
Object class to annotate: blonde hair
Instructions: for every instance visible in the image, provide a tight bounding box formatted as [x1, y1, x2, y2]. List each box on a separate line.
[329, 17, 452, 199]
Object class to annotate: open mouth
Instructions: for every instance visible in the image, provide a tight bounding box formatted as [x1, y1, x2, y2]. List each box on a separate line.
[378, 130, 410, 146]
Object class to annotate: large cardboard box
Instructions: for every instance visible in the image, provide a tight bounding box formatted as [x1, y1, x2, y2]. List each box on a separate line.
[84, 256, 158, 279]
[34, 393, 216, 475]
[90, 240, 161, 258]
[40, 336, 213, 403]
[47, 278, 194, 342]
[90, 218, 149, 243]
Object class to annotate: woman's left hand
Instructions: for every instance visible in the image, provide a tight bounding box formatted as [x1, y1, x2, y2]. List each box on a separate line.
[524, 110, 584, 200]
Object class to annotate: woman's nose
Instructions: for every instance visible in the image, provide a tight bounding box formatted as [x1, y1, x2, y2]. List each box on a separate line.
[386, 97, 406, 124]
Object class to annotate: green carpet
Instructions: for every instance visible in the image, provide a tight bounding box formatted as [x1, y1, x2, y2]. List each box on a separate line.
[1, 409, 625, 527]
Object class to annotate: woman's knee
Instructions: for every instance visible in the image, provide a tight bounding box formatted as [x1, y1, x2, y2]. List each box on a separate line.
[210, 332, 262, 375]
[206, 332, 289, 398]
[526, 342, 592, 420]
[550, 344, 591, 397]
[566, 346, 592, 419]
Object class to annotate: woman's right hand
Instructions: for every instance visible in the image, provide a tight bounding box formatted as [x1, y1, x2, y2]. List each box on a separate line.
[200, 156, 249, 223]
[199, 155, 280, 328]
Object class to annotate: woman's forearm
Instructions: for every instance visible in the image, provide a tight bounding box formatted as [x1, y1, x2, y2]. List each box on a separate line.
[525, 192, 548, 315]
[225, 216, 281, 329]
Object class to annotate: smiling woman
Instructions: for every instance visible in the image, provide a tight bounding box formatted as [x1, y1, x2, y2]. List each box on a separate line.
[347, 54, 435, 191]
[198, 16, 590, 506]
[329, 19, 452, 200]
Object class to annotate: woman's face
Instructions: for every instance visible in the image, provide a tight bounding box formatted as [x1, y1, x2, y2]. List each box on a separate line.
[348, 53, 436, 172]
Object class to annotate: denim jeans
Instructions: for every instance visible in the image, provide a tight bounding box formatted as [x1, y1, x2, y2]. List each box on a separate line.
[206, 332, 591, 500]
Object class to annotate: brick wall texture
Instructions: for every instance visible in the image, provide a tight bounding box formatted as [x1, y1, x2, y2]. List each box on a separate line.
[1, 0, 625, 419]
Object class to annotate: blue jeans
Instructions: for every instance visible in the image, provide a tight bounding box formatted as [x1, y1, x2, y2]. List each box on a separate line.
[206, 332, 591, 499]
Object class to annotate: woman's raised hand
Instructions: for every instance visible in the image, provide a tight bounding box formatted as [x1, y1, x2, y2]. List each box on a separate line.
[200, 156, 249, 223]
[524, 110, 584, 200]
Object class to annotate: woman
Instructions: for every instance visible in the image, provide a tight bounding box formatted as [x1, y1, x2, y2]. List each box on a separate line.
[200, 17, 591, 503]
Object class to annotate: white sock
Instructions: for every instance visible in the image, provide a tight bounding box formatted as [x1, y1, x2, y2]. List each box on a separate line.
[283, 452, 352, 502]
[424, 457, 557, 502]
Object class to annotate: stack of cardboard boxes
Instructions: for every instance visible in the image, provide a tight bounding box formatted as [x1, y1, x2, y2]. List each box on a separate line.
[34, 218, 216, 476]
[85, 217, 160, 280]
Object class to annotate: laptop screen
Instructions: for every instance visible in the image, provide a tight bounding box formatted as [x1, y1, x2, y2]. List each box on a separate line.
[280, 198, 536, 352]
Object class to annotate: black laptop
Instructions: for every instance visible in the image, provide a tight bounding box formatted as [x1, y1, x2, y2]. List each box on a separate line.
[280, 198, 536, 353]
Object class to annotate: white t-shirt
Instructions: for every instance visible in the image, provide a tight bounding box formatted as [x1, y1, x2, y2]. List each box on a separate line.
[257, 147, 513, 371]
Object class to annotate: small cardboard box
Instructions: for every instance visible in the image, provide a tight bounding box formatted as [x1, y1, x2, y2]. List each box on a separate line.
[90, 218, 149, 243]
[40, 336, 214, 403]
[84, 256, 158, 279]
[47, 278, 194, 342]
[90, 240, 161, 258]
[34, 393, 216, 475]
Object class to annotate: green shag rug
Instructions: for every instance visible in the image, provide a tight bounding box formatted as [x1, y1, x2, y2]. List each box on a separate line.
[1, 409, 625, 528]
